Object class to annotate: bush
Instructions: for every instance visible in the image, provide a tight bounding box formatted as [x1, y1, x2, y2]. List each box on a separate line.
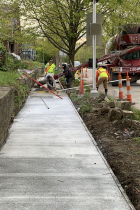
[0, 53, 44, 72]
[73, 79, 80, 87]
[130, 107, 140, 121]
[0, 43, 6, 68]
[80, 101, 92, 114]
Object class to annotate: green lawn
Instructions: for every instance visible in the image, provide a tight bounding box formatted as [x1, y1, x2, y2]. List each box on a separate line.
[23, 61, 44, 70]
[0, 61, 44, 87]
[0, 71, 21, 86]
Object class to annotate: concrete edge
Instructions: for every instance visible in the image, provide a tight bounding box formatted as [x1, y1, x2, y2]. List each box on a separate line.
[69, 97, 136, 210]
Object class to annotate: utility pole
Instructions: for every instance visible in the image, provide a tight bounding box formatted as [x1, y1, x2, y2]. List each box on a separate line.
[90, 0, 99, 97]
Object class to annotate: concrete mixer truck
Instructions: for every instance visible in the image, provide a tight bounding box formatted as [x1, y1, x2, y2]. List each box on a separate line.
[97, 24, 140, 86]
[54, 24, 140, 85]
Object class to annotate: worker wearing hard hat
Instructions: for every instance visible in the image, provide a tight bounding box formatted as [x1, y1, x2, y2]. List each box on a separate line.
[45, 59, 56, 75]
[45, 60, 52, 74]
[45, 58, 52, 70]
[96, 66, 110, 96]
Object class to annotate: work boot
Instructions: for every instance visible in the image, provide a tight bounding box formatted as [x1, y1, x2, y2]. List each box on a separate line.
[105, 89, 108, 96]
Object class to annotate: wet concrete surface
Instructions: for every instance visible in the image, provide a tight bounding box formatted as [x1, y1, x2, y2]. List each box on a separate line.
[0, 84, 134, 209]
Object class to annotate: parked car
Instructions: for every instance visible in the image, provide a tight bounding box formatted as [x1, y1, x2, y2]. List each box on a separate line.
[74, 61, 81, 67]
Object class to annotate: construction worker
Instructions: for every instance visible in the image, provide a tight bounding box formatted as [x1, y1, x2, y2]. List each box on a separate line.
[47, 59, 56, 75]
[37, 73, 56, 91]
[45, 60, 55, 75]
[96, 66, 110, 95]
[46, 60, 52, 74]
[45, 58, 53, 70]
[62, 64, 72, 87]
[62, 64, 72, 97]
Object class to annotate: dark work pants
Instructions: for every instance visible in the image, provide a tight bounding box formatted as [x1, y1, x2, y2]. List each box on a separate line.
[66, 78, 72, 88]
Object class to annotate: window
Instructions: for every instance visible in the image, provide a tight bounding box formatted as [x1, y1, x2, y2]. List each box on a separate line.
[121, 50, 139, 60]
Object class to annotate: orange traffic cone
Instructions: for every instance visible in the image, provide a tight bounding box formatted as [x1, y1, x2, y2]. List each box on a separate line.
[118, 72, 123, 100]
[78, 70, 80, 78]
[126, 72, 132, 103]
[85, 67, 88, 78]
[82, 67, 84, 87]
[79, 68, 84, 96]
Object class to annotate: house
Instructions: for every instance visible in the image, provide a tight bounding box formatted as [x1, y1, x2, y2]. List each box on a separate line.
[22, 46, 37, 60]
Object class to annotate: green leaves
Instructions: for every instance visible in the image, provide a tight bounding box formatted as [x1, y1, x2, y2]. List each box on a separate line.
[117, 0, 122, 3]
[96, 0, 140, 44]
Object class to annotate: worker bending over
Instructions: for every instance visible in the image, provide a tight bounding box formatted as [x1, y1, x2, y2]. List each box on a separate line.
[37, 73, 56, 91]
[96, 66, 110, 96]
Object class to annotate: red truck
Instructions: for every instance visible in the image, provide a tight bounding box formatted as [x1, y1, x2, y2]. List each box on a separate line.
[54, 24, 140, 86]
[97, 24, 140, 86]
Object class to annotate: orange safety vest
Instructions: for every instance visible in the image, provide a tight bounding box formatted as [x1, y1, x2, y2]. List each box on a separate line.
[98, 68, 108, 78]
[46, 66, 50, 73]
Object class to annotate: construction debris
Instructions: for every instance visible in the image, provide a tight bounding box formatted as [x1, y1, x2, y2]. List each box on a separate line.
[71, 92, 140, 210]
[108, 108, 123, 121]
[117, 101, 131, 111]
[123, 110, 133, 119]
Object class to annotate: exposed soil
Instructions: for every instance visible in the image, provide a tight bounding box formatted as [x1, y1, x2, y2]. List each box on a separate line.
[72, 95, 140, 210]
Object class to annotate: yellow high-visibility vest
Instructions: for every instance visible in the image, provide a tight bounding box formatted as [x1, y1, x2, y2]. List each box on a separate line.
[98, 68, 108, 78]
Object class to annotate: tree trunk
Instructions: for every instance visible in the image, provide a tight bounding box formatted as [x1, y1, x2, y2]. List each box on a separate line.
[69, 52, 75, 67]
[69, 52, 75, 80]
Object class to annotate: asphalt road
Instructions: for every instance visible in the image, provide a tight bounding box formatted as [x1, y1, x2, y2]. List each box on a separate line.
[84, 68, 140, 109]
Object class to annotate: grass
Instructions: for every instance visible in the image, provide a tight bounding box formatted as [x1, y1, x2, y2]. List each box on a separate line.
[133, 137, 140, 144]
[0, 60, 44, 87]
[130, 107, 140, 121]
[71, 91, 90, 102]
[73, 79, 80, 87]
[70, 91, 93, 114]
[0, 71, 21, 86]
[106, 95, 114, 101]
[84, 86, 90, 92]
[80, 100, 92, 114]
[0, 59, 44, 114]
[21, 61, 44, 70]
[0, 70, 29, 111]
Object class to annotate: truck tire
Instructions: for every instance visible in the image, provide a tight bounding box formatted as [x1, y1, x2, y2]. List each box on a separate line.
[111, 71, 118, 86]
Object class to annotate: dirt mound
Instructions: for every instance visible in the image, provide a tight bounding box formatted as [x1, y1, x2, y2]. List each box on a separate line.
[83, 111, 140, 210]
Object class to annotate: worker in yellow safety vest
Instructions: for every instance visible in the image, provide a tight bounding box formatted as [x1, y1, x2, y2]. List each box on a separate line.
[96, 66, 110, 96]
[46, 60, 52, 74]
[45, 58, 53, 69]
[47, 59, 56, 75]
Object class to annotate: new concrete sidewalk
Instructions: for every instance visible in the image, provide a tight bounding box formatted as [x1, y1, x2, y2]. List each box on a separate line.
[0, 89, 134, 210]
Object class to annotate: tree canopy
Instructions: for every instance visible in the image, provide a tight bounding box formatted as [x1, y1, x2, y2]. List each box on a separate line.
[35, 38, 58, 63]
[1, 0, 140, 63]
[18, 0, 93, 65]
[97, 0, 140, 42]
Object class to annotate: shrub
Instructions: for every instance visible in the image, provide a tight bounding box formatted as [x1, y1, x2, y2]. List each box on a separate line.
[0, 43, 6, 68]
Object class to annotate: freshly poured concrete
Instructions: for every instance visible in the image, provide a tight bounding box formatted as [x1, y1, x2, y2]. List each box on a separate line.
[0, 89, 134, 210]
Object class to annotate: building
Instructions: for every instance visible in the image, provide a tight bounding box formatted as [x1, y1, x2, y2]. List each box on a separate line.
[22, 45, 37, 60]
